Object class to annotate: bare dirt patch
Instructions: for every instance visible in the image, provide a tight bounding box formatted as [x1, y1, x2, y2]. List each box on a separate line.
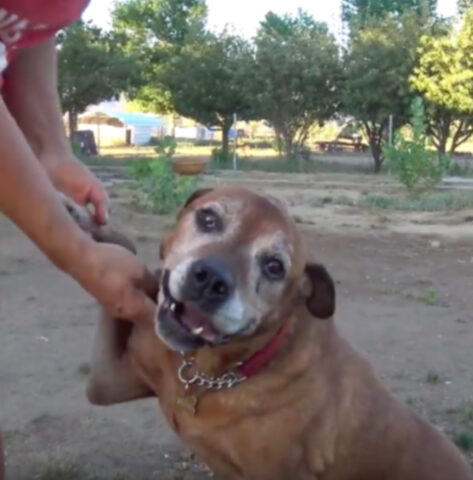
[1, 171, 472, 478]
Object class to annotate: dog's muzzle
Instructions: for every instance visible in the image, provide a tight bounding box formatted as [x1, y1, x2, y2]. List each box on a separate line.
[155, 267, 232, 351]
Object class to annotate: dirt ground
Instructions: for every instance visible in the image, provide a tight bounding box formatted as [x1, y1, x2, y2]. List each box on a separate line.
[1, 171, 472, 479]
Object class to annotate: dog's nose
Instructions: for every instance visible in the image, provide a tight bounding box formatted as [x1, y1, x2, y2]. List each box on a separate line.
[185, 258, 234, 309]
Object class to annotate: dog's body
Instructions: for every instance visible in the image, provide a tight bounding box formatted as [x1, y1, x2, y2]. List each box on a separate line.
[70, 189, 472, 480]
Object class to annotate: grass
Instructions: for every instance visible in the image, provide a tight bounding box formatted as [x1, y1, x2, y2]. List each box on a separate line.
[406, 286, 440, 306]
[32, 457, 137, 480]
[34, 458, 84, 480]
[426, 371, 442, 385]
[455, 430, 473, 451]
[361, 191, 473, 212]
[209, 155, 375, 175]
[465, 402, 473, 423]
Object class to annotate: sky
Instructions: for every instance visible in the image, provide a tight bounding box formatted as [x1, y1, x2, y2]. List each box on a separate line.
[83, 0, 459, 39]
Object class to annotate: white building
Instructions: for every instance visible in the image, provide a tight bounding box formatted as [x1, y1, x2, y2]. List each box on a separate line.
[78, 100, 166, 147]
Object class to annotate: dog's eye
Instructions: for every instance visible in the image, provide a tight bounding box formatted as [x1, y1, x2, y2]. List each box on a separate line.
[196, 208, 222, 233]
[262, 257, 285, 281]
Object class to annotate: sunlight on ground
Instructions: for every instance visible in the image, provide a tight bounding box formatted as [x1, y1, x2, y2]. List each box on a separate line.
[98, 144, 280, 160]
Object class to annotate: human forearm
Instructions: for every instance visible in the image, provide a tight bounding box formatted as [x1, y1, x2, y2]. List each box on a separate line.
[3, 38, 109, 224]
[0, 98, 93, 278]
[0, 98, 155, 322]
[2, 38, 69, 157]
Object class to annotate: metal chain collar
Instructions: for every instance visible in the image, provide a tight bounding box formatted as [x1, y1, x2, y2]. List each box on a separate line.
[177, 357, 246, 391]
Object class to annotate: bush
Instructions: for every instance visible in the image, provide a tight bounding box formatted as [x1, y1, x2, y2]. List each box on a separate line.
[210, 147, 235, 168]
[128, 137, 198, 214]
[384, 98, 450, 196]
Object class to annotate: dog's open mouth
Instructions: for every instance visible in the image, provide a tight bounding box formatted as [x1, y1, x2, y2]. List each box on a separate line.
[158, 270, 220, 345]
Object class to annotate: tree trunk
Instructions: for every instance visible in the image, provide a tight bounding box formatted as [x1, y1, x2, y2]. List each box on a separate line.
[437, 137, 447, 155]
[371, 141, 383, 173]
[449, 119, 473, 154]
[273, 126, 283, 157]
[437, 117, 450, 155]
[283, 133, 294, 160]
[221, 121, 231, 160]
[68, 109, 78, 137]
[364, 122, 384, 173]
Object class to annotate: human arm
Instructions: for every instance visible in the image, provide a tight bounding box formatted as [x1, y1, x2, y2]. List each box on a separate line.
[0, 97, 155, 322]
[2, 37, 108, 224]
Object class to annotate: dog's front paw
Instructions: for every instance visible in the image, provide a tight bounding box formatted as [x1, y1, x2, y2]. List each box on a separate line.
[59, 192, 97, 233]
[59, 192, 137, 254]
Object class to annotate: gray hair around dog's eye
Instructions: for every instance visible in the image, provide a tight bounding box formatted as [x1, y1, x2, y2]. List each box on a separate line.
[261, 256, 285, 281]
[195, 208, 223, 233]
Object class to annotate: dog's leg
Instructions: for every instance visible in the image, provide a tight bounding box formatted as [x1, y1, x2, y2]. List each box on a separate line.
[61, 195, 157, 404]
[86, 313, 155, 405]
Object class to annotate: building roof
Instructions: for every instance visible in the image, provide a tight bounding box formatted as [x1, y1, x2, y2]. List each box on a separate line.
[79, 110, 164, 128]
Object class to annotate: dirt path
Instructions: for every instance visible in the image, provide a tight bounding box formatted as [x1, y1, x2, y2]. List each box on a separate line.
[1, 172, 472, 479]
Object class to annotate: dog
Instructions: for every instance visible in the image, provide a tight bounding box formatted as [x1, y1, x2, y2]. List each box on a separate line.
[65, 188, 473, 480]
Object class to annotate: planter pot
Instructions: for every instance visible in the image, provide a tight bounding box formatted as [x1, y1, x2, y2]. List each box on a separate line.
[172, 157, 207, 176]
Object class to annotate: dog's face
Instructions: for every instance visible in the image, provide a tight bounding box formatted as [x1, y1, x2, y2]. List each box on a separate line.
[156, 188, 335, 352]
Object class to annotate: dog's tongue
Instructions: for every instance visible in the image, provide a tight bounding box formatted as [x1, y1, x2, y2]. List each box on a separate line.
[182, 302, 218, 343]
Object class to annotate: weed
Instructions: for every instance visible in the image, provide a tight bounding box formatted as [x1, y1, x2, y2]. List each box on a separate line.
[426, 371, 441, 384]
[405, 397, 417, 408]
[384, 98, 450, 196]
[128, 137, 199, 215]
[455, 430, 473, 451]
[464, 402, 473, 423]
[424, 287, 439, 305]
[406, 286, 439, 305]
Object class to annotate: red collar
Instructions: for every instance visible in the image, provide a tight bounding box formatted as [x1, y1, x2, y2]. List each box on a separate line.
[237, 319, 292, 378]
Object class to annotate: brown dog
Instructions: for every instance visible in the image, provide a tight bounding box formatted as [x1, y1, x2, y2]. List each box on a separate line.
[69, 188, 473, 480]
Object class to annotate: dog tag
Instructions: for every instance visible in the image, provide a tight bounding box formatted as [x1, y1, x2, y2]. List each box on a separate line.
[177, 395, 198, 415]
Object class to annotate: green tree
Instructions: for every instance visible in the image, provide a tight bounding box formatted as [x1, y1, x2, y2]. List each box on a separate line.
[254, 11, 342, 158]
[164, 31, 255, 157]
[112, 0, 207, 114]
[57, 21, 139, 134]
[458, 0, 473, 15]
[411, 10, 473, 153]
[342, 0, 436, 26]
[342, 14, 421, 172]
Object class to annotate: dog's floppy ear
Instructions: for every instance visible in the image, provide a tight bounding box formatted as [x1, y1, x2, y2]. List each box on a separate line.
[300, 263, 335, 319]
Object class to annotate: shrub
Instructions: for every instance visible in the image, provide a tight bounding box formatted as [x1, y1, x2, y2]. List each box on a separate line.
[210, 147, 234, 168]
[384, 98, 450, 196]
[455, 430, 473, 451]
[128, 136, 198, 214]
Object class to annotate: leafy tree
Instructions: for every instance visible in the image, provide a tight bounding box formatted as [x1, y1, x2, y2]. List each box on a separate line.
[163, 31, 255, 157]
[458, 0, 473, 15]
[411, 10, 473, 153]
[254, 11, 342, 158]
[112, 0, 207, 113]
[342, 0, 436, 26]
[342, 14, 421, 172]
[57, 21, 139, 134]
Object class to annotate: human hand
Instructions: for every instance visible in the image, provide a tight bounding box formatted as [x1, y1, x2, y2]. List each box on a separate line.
[79, 241, 158, 323]
[40, 153, 109, 225]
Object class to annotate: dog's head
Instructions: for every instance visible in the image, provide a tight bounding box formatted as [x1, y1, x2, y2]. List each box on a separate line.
[156, 187, 335, 352]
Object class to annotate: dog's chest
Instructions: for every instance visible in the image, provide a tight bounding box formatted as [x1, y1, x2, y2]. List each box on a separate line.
[159, 383, 316, 479]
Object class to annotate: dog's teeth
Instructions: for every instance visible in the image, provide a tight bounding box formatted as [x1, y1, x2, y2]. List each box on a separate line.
[170, 302, 176, 313]
[192, 326, 204, 335]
